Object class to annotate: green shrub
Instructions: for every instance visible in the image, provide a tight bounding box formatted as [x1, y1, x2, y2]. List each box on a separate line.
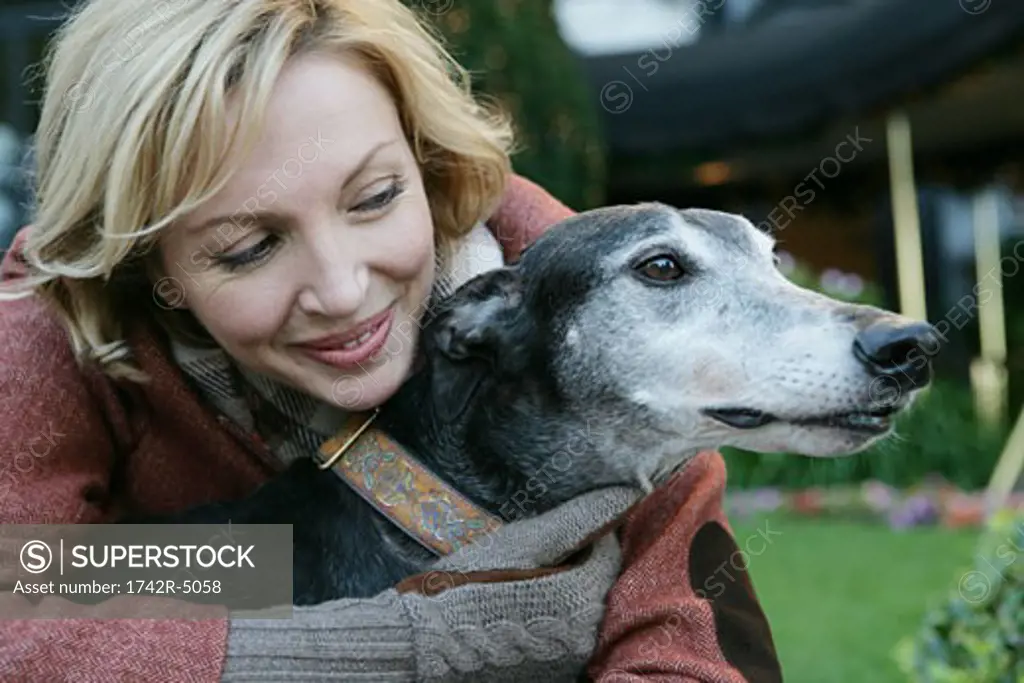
[893, 508, 1024, 683]
[401, 1, 607, 210]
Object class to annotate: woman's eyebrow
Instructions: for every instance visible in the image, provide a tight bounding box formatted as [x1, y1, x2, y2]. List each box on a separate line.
[186, 209, 283, 245]
[338, 138, 398, 189]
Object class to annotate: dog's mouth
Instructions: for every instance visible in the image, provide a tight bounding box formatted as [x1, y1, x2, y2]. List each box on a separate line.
[702, 405, 901, 435]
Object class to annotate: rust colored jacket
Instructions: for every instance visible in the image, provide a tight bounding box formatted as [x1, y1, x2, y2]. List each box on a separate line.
[0, 175, 782, 682]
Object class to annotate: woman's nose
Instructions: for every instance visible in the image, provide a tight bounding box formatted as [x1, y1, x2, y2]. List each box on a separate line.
[297, 253, 369, 318]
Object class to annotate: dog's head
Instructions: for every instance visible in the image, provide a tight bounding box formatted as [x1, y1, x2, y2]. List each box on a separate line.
[424, 203, 937, 486]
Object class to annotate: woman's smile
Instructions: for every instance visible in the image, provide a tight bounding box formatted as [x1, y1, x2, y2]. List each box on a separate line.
[291, 304, 396, 370]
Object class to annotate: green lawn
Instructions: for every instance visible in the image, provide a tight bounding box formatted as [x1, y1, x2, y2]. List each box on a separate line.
[729, 513, 980, 683]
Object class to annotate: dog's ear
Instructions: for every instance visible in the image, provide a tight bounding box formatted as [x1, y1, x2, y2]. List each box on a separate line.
[429, 357, 490, 424]
[428, 267, 525, 422]
[434, 267, 524, 362]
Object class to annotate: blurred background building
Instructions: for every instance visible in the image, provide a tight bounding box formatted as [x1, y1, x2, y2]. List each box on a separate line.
[574, 0, 1024, 387]
[2, 3, 1024, 679]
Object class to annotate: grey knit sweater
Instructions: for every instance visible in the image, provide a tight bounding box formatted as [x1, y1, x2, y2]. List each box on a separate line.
[221, 486, 641, 682]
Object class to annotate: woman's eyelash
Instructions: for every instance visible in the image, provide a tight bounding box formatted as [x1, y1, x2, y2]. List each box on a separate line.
[353, 177, 405, 212]
[216, 235, 279, 271]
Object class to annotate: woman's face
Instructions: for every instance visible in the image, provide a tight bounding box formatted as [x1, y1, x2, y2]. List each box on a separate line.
[159, 52, 436, 411]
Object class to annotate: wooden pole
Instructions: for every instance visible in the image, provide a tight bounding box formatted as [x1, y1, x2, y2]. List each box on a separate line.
[973, 189, 1024, 511]
[970, 189, 1008, 430]
[885, 111, 928, 322]
[986, 406, 1024, 512]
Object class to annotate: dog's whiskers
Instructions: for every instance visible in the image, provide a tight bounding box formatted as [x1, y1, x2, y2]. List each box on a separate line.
[642, 452, 697, 492]
[635, 469, 655, 494]
[889, 428, 909, 444]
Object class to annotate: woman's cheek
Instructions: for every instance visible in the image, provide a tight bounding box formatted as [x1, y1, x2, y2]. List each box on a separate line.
[187, 276, 292, 351]
[382, 194, 436, 276]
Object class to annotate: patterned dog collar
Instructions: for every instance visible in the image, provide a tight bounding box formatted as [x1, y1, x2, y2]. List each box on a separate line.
[316, 408, 504, 557]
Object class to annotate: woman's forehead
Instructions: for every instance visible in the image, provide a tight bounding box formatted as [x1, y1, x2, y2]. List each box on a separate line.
[181, 53, 410, 232]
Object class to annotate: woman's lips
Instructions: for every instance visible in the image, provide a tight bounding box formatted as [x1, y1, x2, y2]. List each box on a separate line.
[295, 307, 395, 370]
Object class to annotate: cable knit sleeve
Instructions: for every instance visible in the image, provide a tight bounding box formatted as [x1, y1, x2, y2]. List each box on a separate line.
[587, 451, 784, 683]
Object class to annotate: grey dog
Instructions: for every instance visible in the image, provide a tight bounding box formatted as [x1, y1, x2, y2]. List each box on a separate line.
[121, 203, 937, 604]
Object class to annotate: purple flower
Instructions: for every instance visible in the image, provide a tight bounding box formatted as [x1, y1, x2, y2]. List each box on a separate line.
[820, 268, 844, 292]
[727, 501, 756, 519]
[888, 494, 939, 529]
[750, 488, 784, 513]
[862, 480, 897, 513]
[726, 489, 784, 518]
[839, 273, 864, 298]
[775, 250, 796, 275]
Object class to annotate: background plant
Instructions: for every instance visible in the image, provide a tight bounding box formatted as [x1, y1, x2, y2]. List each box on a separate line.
[402, 0, 608, 211]
[893, 508, 1024, 683]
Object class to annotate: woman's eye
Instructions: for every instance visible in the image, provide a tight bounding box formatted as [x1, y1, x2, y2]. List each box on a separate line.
[353, 178, 405, 213]
[636, 254, 685, 282]
[216, 235, 279, 271]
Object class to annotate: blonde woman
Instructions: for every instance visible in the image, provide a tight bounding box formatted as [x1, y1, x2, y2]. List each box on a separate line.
[0, 0, 781, 680]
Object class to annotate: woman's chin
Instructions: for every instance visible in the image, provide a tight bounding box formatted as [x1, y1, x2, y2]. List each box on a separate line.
[260, 341, 417, 412]
[320, 357, 412, 412]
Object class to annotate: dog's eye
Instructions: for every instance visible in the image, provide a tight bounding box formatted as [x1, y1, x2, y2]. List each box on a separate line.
[636, 255, 684, 281]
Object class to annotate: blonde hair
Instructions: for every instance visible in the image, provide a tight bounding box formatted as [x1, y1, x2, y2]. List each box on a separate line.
[1, 0, 514, 382]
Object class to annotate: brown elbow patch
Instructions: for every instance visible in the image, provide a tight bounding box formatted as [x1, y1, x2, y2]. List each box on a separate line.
[689, 521, 783, 683]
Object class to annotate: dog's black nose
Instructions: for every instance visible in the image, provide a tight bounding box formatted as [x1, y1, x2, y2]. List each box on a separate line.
[853, 319, 936, 387]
